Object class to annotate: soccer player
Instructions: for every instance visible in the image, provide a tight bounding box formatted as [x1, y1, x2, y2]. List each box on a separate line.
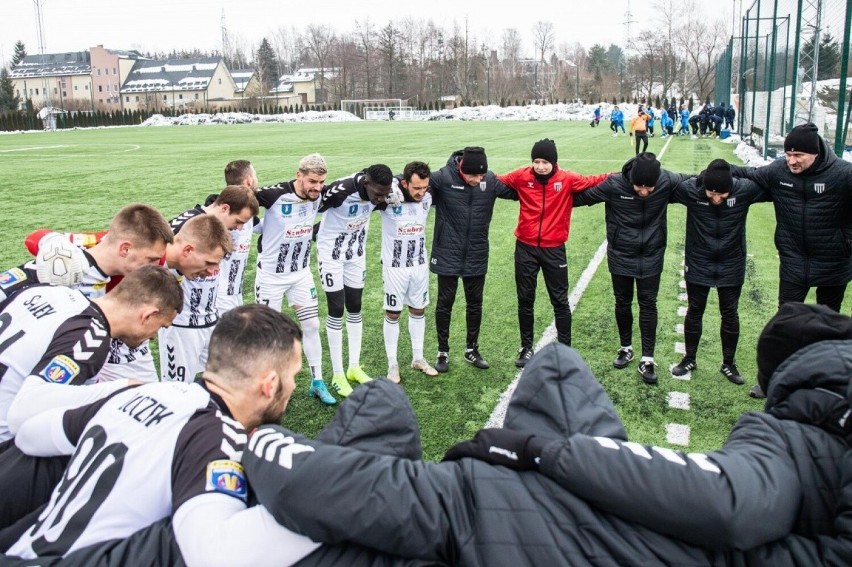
[215, 159, 260, 315]
[254, 154, 335, 405]
[158, 187, 256, 382]
[378, 161, 438, 383]
[4, 305, 320, 565]
[0, 265, 182, 442]
[316, 164, 393, 398]
[0, 203, 173, 302]
[97, 213, 234, 383]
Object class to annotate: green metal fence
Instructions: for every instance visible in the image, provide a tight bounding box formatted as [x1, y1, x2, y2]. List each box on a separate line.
[716, 0, 851, 158]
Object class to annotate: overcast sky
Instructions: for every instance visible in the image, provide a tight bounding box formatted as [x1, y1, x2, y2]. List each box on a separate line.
[2, 1, 737, 64]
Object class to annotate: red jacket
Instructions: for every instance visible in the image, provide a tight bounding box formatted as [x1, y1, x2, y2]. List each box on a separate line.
[499, 166, 610, 248]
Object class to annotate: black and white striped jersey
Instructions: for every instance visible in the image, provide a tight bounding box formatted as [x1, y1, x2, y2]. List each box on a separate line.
[380, 183, 432, 268]
[317, 172, 378, 262]
[255, 181, 320, 275]
[0, 284, 110, 440]
[0, 248, 110, 303]
[169, 207, 220, 328]
[218, 221, 254, 299]
[8, 380, 248, 559]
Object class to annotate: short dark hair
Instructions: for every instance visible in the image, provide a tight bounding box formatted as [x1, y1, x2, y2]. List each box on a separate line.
[110, 265, 183, 314]
[403, 161, 431, 183]
[206, 304, 303, 382]
[365, 164, 393, 186]
[214, 185, 260, 217]
[224, 160, 253, 186]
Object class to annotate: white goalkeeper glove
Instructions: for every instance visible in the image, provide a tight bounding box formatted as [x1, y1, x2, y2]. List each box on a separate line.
[36, 233, 86, 287]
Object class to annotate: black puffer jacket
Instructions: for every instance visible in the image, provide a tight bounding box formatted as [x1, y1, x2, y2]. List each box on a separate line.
[428, 150, 517, 277]
[671, 175, 769, 287]
[573, 157, 691, 278]
[244, 344, 781, 566]
[731, 138, 852, 286]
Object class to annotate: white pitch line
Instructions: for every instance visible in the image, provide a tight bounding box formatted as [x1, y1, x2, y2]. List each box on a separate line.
[667, 392, 691, 410]
[0, 145, 69, 153]
[677, 293, 688, 302]
[675, 323, 684, 335]
[674, 342, 686, 355]
[677, 306, 688, 317]
[666, 423, 691, 445]
[485, 240, 609, 428]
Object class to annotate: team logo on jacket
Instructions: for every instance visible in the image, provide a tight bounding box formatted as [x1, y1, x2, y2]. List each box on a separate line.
[554, 182, 563, 192]
[479, 182, 487, 191]
[206, 460, 248, 501]
[814, 183, 825, 194]
[726, 197, 736, 207]
[40, 355, 80, 384]
[0, 267, 25, 289]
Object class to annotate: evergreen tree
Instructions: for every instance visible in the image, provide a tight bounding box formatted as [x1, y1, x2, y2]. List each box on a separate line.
[802, 33, 841, 80]
[255, 38, 278, 93]
[0, 68, 20, 111]
[12, 41, 27, 66]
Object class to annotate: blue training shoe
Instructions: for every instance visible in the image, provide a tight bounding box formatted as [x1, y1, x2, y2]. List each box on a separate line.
[309, 379, 337, 405]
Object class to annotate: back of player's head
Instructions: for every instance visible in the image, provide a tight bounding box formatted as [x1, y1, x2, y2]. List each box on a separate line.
[366, 164, 393, 186]
[109, 264, 183, 314]
[213, 185, 260, 217]
[108, 204, 174, 247]
[224, 160, 254, 186]
[403, 161, 431, 183]
[206, 304, 303, 381]
[299, 153, 328, 176]
[178, 214, 233, 256]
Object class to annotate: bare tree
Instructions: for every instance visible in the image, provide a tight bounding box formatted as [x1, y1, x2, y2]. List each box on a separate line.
[532, 21, 555, 62]
[272, 26, 304, 75]
[354, 19, 378, 99]
[377, 22, 404, 96]
[674, 0, 728, 101]
[304, 24, 336, 102]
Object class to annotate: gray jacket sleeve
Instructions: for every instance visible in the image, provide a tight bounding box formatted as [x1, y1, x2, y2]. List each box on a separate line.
[242, 426, 466, 563]
[537, 412, 802, 550]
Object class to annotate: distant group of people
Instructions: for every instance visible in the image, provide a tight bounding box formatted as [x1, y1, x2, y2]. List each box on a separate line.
[593, 101, 737, 143]
[0, 118, 850, 564]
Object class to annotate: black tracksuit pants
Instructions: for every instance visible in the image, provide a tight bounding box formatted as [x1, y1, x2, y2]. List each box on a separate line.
[778, 280, 847, 313]
[611, 273, 661, 358]
[515, 241, 571, 349]
[683, 282, 742, 364]
[436, 274, 485, 352]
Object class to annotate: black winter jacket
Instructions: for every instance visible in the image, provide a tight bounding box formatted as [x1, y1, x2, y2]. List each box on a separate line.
[573, 157, 691, 278]
[731, 138, 852, 286]
[428, 150, 516, 277]
[671, 175, 769, 287]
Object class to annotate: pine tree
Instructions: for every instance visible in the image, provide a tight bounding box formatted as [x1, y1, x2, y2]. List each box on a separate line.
[802, 33, 841, 80]
[12, 41, 27, 65]
[0, 68, 20, 111]
[255, 38, 278, 93]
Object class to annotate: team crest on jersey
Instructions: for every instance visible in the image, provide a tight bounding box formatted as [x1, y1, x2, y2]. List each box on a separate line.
[814, 183, 825, 194]
[205, 460, 248, 501]
[280, 204, 293, 215]
[554, 182, 563, 192]
[348, 204, 359, 216]
[727, 197, 736, 207]
[392, 206, 403, 215]
[479, 181, 487, 191]
[0, 267, 26, 289]
[39, 355, 80, 384]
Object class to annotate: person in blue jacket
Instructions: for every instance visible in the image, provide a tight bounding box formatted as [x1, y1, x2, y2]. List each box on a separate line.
[610, 105, 625, 136]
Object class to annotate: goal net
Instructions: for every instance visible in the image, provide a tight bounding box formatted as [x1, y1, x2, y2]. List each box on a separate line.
[341, 98, 406, 120]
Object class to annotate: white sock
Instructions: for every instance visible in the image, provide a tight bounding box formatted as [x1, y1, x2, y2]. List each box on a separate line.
[346, 312, 363, 368]
[384, 314, 399, 363]
[326, 315, 344, 375]
[641, 356, 655, 364]
[296, 307, 322, 380]
[409, 313, 425, 361]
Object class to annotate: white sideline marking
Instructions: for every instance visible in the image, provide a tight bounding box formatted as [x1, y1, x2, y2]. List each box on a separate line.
[667, 392, 690, 410]
[677, 293, 688, 301]
[485, 240, 609, 428]
[677, 306, 688, 317]
[674, 342, 686, 355]
[675, 323, 684, 335]
[0, 145, 69, 153]
[678, 280, 687, 289]
[666, 423, 691, 446]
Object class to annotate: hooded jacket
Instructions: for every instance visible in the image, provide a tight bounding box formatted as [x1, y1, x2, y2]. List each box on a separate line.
[731, 138, 852, 286]
[573, 157, 691, 278]
[428, 150, 517, 277]
[242, 343, 847, 566]
[671, 175, 769, 287]
[498, 165, 610, 248]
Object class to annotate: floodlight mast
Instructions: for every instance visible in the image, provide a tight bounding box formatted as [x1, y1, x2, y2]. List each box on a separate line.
[34, 0, 48, 109]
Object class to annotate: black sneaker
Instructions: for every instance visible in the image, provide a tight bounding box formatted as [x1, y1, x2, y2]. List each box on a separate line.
[749, 384, 766, 398]
[671, 357, 696, 377]
[638, 360, 658, 384]
[515, 347, 534, 368]
[435, 351, 449, 373]
[464, 347, 490, 369]
[720, 363, 744, 385]
[613, 347, 634, 369]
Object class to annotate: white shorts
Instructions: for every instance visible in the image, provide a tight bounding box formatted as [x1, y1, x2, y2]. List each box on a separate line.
[94, 339, 158, 383]
[216, 292, 244, 317]
[158, 325, 214, 382]
[255, 268, 318, 310]
[318, 256, 366, 292]
[383, 265, 430, 310]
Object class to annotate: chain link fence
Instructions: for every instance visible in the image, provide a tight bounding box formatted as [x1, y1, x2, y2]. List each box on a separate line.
[717, 0, 851, 158]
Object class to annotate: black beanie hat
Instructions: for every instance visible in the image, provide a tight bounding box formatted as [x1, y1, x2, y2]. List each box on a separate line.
[703, 159, 733, 194]
[630, 153, 661, 187]
[756, 302, 852, 392]
[531, 139, 558, 165]
[784, 123, 820, 155]
[460, 146, 488, 175]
